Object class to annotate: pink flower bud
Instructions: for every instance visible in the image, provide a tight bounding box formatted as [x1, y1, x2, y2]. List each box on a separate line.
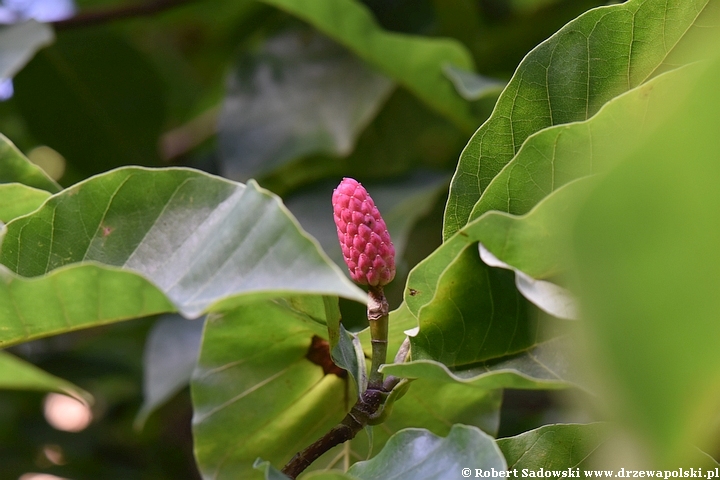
[332, 178, 396, 287]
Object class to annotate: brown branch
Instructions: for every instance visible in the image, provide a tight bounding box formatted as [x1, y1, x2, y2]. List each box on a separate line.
[281, 387, 386, 479]
[282, 287, 395, 478]
[52, 0, 194, 30]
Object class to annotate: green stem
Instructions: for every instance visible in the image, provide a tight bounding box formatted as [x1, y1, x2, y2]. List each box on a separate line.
[367, 286, 389, 389]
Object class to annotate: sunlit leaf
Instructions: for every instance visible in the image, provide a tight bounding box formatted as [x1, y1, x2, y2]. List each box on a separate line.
[444, 0, 713, 238]
[191, 299, 348, 480]
[469, 65, 695, 223]
[0, 167, 365, 346]
[401, 224, 538, 366]
[0, 167, 365, 316]
[0, 263, 174, 348]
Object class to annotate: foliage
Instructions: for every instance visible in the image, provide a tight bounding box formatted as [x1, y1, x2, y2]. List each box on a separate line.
[1, 0, 719, 478]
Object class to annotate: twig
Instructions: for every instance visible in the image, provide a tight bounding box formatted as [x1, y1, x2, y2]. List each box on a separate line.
[282, 287, 393, 478]
[281, 386, 387, 479]
[52, 0, 194, 30]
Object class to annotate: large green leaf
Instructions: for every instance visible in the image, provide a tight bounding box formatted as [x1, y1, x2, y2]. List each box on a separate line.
[0, 263, 174, 348]
[0, 167, 365, 318]
[13, 30, 166, 176]
[0, 167, 364, 346]
[468, 65, 696, 222]
[471, 177, 594, 281]
[0, 20, 54, 80]
[497, 424, 609, 474]
[0, 350, 91, 403]
[346, 425, 506, 480]
[401, 219, 539, 366]
[260, 0, 479, 131]
[570, 47, 720, 465]
[218, 30, 394, 180]
[195, 296, 503, 478]
[0, 133, 60, 192]
[444, 0, 712, 238]
[191, 299, 348, 480]
[0, 183, 50, 223]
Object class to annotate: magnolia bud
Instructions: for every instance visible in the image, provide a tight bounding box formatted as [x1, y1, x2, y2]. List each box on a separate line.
[332, 178, 395, 287]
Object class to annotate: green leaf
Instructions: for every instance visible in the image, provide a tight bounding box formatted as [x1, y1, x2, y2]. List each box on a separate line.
[0, 183, 50, 223]
[325, 291, 366, 396]
[303, 472, 359, 480]
[570, 46, 720, 465]
[253, 458, 294, 480]
[444, 0, 713, 239]
[402, 223, 538, 366]
[135, 314, 205, 427]
[0, 167, 365, 320]
[472, 177, 594, 281]
[191, 299, 348, 480]
[334, 303, 503, 464]
[0, 133, 60, 192]
[350, 382, 501, 459]
[0, 263, 174, 348]
[260, 0, 479, 131]
[13, 30, 166, 175]
[497, 423, 609, 473]
[0, 350, 91, 403]
[261, 89, 467, 196]
[443, 64, 505, 101]
[218, 30, 394, 180]
[469, 65, 696, 223]
[347, 424, 506, 480]
[0, 20, 54, 79]
[382, 336, 576, 391]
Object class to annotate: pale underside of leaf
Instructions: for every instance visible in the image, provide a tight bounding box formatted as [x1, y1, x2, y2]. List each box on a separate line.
[382, 336, 577, 391]
[0, 167, 365, 322]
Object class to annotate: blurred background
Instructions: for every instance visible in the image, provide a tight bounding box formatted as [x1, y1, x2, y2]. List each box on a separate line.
[0, 0, 610, 478]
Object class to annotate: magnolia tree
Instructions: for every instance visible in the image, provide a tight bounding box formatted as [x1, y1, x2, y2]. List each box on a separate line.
[1, 0, 720, 478]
